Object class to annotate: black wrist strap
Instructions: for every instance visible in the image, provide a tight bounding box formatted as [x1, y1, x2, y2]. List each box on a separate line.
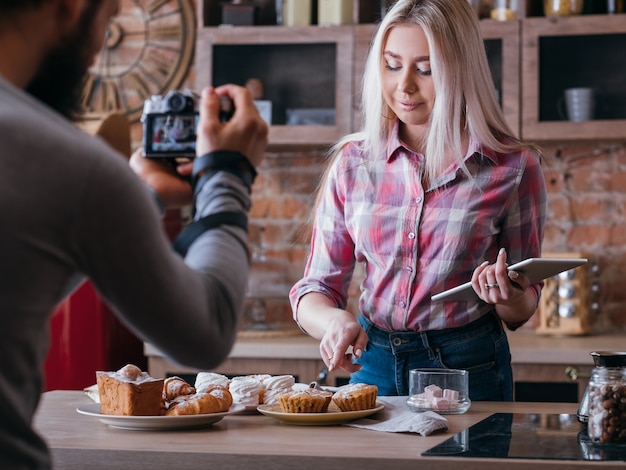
[192, 151, 257, 192]
[173, 211, 248, 257]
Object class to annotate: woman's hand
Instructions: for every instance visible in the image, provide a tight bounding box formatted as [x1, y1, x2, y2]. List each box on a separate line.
[472, 248, 529, 305]
[297, 293, 368, 374]
[319, 308, 368, 373]
[472, 248, 538, 326]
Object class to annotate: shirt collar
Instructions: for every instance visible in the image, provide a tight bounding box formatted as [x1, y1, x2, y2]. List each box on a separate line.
[383, 120, 406, 162]
[385, 119, 498, 161]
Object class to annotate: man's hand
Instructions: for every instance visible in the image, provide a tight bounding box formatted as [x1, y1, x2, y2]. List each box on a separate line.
[129, 151, 194, 208]
[196, 85, 268, 168]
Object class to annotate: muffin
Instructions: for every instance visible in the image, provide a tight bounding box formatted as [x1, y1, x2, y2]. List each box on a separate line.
[277, 389, 333, 413]
[332, 383, 378, 412]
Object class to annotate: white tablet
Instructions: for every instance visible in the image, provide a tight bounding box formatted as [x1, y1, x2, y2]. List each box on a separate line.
[430, 257, 588, 303]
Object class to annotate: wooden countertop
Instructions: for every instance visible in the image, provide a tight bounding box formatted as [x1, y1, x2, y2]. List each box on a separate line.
[144, 330, 626, 365]
[34, 391, 623, 470]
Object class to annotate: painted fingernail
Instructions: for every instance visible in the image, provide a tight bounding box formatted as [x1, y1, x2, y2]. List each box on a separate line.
[509, 270, 519, 279]
[499, 247, 506, 255]
[354, 348, 363, 358]
[480, 261, 489, 267]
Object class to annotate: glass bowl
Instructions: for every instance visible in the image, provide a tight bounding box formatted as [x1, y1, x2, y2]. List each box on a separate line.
[407, 368, 471, 414]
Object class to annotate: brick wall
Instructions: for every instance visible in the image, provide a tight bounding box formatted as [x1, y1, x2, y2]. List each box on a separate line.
[541, 142, 626, 332]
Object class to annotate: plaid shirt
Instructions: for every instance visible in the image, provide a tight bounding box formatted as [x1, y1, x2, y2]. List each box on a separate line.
[290, 125, 546, 332]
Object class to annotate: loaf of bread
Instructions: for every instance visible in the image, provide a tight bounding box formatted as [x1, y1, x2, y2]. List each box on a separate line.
[96, 364, 165, 416]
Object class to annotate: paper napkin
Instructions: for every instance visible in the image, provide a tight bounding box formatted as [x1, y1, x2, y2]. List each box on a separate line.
[345, 396, 448, 436]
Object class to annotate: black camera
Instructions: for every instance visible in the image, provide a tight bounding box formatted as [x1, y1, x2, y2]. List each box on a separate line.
[141, 90, 236, 159]
[141, 90, 200, 158]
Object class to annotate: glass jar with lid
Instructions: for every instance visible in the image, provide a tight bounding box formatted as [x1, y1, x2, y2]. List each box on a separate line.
[587, 365, 626, 444]
[544, 0, 584, 16]
[491, 0, 518, 20]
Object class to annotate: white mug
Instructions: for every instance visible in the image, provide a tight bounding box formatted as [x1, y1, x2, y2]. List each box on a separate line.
[562, 87, 595, 122]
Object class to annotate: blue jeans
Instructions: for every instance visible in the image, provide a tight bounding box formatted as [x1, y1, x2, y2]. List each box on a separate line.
[350, 311, 513, 400]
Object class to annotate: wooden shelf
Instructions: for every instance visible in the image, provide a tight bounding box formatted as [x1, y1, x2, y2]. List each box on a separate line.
[352, 23, 377, 130]
[480, 19, 521, 136]
[194, 2, 626, 147]
[195, 26, 354, 147]
[521, 14, 626, 141]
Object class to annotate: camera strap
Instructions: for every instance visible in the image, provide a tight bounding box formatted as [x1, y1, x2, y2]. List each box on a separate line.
[173, 150, 255, 257]
[173, 211, 248, 257]
[192, 151, 257, 192]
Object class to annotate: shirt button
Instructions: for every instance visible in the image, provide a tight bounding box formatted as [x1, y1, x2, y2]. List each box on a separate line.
[415, 197, 422, 204]
[408, 232, 416, 239]
[399, 301, 406, 308]
[406, 267, 413, 273]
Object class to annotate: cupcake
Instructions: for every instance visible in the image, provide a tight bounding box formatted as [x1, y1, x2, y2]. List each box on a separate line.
[277, 389, 333, 413]
[332, 383, 378, 412]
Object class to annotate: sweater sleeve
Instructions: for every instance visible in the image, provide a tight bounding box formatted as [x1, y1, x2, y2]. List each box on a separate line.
[70, 150, 250, 370]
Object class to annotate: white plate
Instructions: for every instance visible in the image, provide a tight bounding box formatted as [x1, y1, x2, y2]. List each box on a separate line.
[76, 403, 245, 430]
[257, 403, 384, 425]
[431, 257, 588, 302]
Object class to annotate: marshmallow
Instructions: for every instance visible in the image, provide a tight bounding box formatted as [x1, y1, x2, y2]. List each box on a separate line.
[424, 384, 443, 400]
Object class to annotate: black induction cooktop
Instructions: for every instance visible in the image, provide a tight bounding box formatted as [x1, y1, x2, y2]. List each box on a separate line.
[423, 413, 626, 462]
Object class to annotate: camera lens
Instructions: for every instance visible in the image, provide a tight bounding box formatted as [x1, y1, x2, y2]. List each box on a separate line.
[166, 92, 187, 113]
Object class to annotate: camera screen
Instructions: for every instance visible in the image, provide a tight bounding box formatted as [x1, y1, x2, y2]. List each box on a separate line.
[144, 113, 199, 157]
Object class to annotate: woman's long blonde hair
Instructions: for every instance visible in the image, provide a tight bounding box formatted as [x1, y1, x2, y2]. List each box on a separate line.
[322, 0, 533, 188]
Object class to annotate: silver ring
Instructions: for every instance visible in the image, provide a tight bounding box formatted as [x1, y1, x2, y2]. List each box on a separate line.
[485, 283, 499, 289]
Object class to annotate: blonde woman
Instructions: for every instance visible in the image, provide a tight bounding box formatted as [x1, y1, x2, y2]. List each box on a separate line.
[290, 0, 546, 399]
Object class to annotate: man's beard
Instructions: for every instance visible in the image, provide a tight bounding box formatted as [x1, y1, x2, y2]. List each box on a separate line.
[25, 2, 102, 121]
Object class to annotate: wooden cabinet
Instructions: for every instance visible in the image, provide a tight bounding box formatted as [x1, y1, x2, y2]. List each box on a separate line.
[480, 19, 522, 136]
[512, 362, 592, 403]
[521, 14, 626, 141]
[195, 5, 522, 147]
[195, 25, 354, 147]
[194, 1, 626, 147]
[352, 24, 377, 131]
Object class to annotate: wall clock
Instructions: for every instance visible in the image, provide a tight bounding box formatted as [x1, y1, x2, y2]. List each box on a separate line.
[81, 0, 197, 123]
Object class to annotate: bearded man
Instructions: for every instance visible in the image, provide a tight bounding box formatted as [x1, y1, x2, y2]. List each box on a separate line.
[0, 2, 267, 468]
